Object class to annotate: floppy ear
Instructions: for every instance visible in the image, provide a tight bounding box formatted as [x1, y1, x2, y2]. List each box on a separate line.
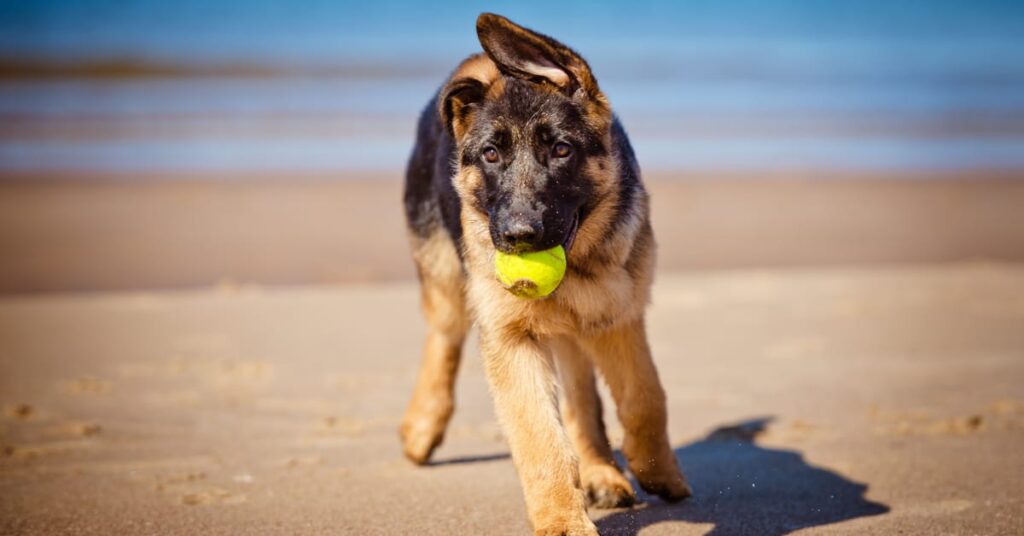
[438, 54, 500, 140]
[439, 77, 486, 140]
[476, 12, 601, 100]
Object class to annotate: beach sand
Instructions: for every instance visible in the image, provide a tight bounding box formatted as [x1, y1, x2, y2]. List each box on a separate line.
[1, 263, 1023, 534]
[1, 173, 1023, 534]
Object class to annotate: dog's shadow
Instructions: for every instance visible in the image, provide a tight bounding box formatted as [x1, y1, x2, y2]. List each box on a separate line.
[596, 417, 890, 535]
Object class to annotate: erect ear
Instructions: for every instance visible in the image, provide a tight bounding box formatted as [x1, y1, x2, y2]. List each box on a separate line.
[438, 54, 499, 140]
[476, 13, 602, 101]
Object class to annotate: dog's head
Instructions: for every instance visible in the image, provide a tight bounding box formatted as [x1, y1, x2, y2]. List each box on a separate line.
[440, 13, 616, 257]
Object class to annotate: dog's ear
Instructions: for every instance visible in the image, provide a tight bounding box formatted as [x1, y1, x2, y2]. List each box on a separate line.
[438, 54, 500, 140]
[476, 13, 601, 100]
[439, 78, 486, 140]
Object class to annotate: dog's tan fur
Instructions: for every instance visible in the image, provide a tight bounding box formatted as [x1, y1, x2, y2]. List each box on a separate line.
[400, 15, 690, 535]
[400, 229, 469, 463]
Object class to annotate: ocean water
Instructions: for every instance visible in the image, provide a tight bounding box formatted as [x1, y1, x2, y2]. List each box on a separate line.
[1, 0, 1023, 174]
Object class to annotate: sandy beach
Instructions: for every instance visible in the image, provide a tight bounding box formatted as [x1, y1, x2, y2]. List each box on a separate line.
[1, 260, 1023, 534]
[1, 173, 1023, 534]
[3, 2, 1024, 533]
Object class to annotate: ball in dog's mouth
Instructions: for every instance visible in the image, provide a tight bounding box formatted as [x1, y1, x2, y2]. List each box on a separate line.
[494, 245, 567, 299]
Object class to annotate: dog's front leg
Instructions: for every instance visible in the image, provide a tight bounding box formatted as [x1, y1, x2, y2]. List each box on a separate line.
[481, 329, 596, 536]
[578, 318, 692, 502]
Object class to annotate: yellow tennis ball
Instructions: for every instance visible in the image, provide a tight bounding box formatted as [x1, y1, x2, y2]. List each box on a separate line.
[494, 245, 567, 299]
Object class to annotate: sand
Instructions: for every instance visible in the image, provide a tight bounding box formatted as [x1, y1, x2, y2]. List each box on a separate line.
[1, 263, 1023, 535]
[1, 170, 1022, 533]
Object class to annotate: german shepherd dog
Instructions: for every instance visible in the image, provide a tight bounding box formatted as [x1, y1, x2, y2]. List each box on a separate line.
[400, 13, 691, 534]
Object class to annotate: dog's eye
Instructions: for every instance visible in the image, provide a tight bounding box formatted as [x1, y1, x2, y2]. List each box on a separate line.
[482, 147, 499, 163]
[551, 142, 572, 159]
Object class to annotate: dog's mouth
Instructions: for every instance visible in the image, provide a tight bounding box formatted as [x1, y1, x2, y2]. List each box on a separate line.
[562, 211, 580, 255]
[492, 210, 580, 256]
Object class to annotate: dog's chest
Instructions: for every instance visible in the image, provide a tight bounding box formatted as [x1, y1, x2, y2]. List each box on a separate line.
[539, 267, 642, 335]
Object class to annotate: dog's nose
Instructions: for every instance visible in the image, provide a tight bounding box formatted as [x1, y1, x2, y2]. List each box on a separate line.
[500, 217, 543, 249]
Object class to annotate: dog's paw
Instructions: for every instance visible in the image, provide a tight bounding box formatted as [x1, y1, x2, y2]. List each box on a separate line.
[533, 516, 598, 536]
[399, 412, 446, 465]
[636, 469, 692, 503]
[582, 463, 636, 509]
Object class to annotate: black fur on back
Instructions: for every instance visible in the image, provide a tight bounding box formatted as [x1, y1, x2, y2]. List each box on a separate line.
[403, 93, 464, 251]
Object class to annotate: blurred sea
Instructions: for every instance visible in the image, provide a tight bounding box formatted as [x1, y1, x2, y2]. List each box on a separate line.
[1, 0, 1023, 175]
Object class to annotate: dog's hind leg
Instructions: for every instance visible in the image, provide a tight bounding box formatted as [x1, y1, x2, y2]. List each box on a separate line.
[553, 337, 636, 509]
[579, 318, 692, 502]
[400, 231, 469, 465]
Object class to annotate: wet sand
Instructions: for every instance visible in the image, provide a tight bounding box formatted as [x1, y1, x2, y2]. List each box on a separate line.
[1, 263, 1023, 534]
[2, 170, 1024, 293]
